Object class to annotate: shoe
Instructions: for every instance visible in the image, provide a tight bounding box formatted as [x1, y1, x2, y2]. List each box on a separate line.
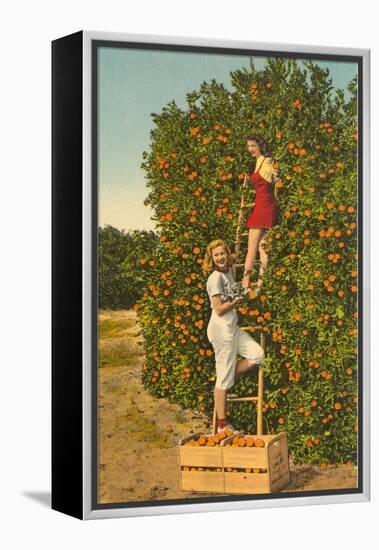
[217, 422, 239, 434]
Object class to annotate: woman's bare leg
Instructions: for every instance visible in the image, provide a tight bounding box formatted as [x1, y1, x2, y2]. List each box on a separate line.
[215, 363, 258, 420]
[256, 232, 269, 290]
[235, 358, 259, 379]
[243, 228, 265, 289]
[214, 387, 227, 420]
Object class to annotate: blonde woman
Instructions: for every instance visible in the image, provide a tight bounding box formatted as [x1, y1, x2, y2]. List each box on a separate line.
[203, 239, 265, 433]
[243, 135, 279, 290]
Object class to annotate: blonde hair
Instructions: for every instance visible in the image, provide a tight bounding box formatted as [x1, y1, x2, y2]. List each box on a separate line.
[202, 239, 233, 275]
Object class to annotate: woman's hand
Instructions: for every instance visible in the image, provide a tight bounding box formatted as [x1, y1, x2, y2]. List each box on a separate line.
[271, 169, 279, 184]
[231, 296, 244, 307]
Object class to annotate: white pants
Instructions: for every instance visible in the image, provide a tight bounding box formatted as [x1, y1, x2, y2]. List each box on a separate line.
[208, 327, 265, 390]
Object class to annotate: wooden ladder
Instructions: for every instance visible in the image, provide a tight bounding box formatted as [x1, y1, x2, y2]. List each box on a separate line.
[232, 174, 255, 280]
[229, 176, 265, 436]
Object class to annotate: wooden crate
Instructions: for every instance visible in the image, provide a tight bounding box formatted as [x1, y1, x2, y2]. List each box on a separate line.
[179, 432, 290, 494]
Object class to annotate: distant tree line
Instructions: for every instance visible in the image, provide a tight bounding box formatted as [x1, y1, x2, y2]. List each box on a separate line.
[98, 226, 159, 309]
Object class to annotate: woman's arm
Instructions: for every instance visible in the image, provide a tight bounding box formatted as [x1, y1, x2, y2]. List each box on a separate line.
[211, 294, 243, 316]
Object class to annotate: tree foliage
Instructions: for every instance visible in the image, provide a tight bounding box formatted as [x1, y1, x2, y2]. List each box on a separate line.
[99, 226, 159, 309]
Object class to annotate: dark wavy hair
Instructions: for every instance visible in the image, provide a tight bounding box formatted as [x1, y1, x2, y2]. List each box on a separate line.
[246, 135, 271, 156]
[246, 135, 272, 171]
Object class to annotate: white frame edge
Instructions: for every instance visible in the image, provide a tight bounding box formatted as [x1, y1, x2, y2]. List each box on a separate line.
[82, 30, 370, 520]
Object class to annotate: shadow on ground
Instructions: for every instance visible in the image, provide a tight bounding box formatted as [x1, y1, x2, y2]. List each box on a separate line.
[23, 491, 51, 507]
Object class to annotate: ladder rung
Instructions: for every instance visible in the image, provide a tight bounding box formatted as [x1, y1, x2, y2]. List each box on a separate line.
[240, 232, 249, 237]
[227, 396, 258, 402]
[240, 326, 262, 331]
[241, 203, 255, 208]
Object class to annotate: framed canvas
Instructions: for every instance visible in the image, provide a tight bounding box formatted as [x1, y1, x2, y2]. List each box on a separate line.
[52, 30, 370, 520]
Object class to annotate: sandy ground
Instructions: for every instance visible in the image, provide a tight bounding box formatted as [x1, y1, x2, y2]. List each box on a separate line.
[98, 310, 358, 504]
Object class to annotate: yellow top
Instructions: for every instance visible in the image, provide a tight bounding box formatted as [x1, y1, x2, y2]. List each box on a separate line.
[255, 156, 278, 183]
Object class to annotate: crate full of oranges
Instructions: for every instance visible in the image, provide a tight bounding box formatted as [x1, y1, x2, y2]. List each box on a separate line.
[179, 432, 289, 494]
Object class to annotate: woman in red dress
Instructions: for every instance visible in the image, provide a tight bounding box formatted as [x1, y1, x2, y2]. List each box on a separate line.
[242, 135, 279, 291]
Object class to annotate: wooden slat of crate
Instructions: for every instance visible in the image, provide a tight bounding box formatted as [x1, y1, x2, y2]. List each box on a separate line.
[181, 470, 224, 493]
[222, 447, 267, 469]
[221, 434, 284, 469]
[179, 446, 223, 468]
[224, 472, 270, 494]
[266, 433, 290, 492]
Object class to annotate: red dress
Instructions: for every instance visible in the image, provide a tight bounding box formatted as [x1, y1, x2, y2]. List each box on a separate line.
[246, 157, 279, 229]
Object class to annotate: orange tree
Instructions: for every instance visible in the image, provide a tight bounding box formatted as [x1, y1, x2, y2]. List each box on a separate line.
[137, 58, 358, 464]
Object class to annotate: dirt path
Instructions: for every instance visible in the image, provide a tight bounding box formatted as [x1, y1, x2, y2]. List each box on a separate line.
[98, 310, 357, 504]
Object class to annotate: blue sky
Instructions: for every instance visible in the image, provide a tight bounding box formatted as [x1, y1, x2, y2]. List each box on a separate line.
[98, 47, 357, 231]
